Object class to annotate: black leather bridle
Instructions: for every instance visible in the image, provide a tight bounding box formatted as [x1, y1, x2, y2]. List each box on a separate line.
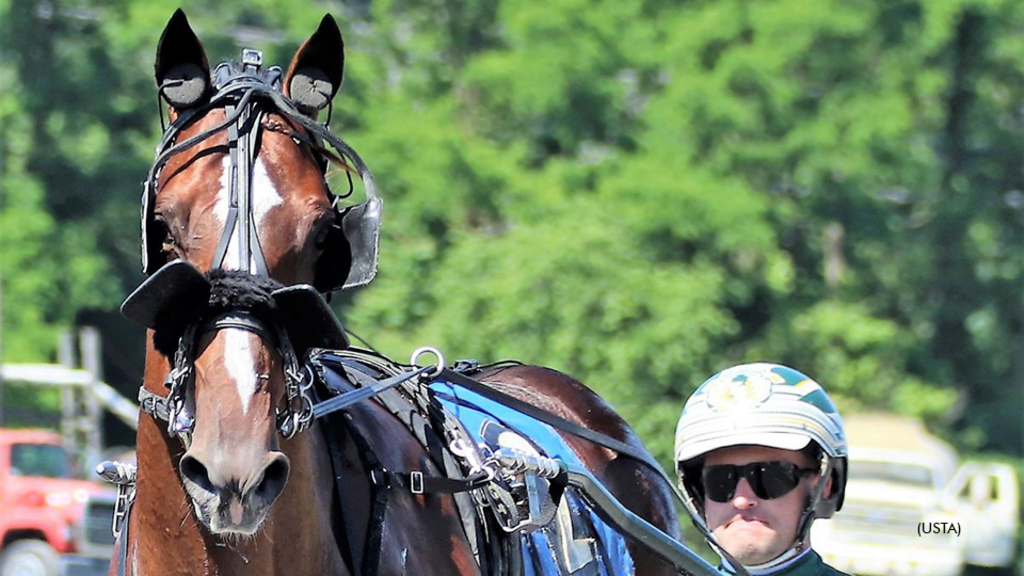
[136, 308, 315, 444]
[141, 49, 383, 291]
[131, 49, 375, 441]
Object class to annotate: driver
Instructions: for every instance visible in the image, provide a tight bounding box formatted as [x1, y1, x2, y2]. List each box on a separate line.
[674, 363, 851, 575]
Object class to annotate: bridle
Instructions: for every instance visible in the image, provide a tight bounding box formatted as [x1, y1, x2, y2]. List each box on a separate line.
[208, 51, 275, 276]
[135, 49, 368, 443]
[137, 306, 316, 445]
[140, 48, 383, 290]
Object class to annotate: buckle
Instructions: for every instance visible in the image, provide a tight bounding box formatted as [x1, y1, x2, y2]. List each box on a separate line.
[242, 48, 264, 68]
[410, 471, 424, 495]
[452, 359, 479, 374]
[370, 467, 390, 488]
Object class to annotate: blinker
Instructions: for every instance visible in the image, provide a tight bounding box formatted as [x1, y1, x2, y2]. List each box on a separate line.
[121, 260, 211, 329]
[122, 260, 349, 354]
[316, 195, 383, 291]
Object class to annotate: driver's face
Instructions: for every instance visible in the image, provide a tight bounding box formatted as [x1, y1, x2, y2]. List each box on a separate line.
[703, 445, 819, 565]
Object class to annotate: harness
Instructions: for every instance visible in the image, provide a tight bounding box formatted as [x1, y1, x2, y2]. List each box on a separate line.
[106, 336, 727, 576]
[311, 349, 499, 576]
[305, 350, 726, 576]
[209, 51, 273, 276]
[108, 47, 732, 576]
[136, 309, 314, 442]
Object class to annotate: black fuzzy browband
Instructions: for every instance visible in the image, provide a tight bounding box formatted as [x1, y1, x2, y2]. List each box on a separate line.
[153, 270, 284, 357]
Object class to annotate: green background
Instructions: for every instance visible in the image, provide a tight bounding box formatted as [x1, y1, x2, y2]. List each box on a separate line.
[0, 0, 1021, 567]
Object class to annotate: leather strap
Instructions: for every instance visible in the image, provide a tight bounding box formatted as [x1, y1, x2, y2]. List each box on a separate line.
[211, 202, 239, 270]
[115, 493, 134, 576]
[321, 416, 359, 576]
[211, 100, 270, 276]
[439, 368, 678, 490]
[343, 418, 387, 576]
[310, 366, 430, 420]
[390, 470, 490, 495]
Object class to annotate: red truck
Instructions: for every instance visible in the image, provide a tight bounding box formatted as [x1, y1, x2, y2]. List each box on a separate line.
[0, 429, 115, 576]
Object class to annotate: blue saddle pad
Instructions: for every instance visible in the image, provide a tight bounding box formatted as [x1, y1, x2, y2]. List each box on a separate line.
[430, 378, 635, 576]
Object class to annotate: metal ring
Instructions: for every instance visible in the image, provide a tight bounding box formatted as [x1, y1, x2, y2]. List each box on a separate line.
[410, 346, 445, 379]
[299, 363, 315, 391]
[280, 412, 300, 440]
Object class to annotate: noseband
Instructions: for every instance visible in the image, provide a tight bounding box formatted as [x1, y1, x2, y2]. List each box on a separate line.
[136, 273, 316, 444]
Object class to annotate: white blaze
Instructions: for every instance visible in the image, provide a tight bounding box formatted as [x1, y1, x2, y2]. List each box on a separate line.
[213, 155, 284, 270]
[207, 132, 284, 411]
[223, 329, 258, 414]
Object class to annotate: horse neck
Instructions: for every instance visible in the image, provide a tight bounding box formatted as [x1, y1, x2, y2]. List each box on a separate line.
[132, 349, 349, 576]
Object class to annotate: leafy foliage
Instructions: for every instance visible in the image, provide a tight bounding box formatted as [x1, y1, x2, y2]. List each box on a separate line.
[0, 0, 1021, 469]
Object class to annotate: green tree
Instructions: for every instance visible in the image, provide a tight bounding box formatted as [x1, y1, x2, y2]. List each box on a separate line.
[0, 0, 1020, 466]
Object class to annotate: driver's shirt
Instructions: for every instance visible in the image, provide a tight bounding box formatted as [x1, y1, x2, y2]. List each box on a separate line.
[718, 550, 852, 576]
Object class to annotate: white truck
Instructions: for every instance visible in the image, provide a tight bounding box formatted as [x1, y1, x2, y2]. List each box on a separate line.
[812, 413, 1019, 576]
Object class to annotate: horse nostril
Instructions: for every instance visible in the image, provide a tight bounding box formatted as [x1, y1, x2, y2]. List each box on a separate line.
[180, 455, 216, 493]
[251, 455, 290, 504]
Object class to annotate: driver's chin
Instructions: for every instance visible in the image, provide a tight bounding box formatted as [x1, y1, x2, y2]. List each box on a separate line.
[716, 526, 788, 565]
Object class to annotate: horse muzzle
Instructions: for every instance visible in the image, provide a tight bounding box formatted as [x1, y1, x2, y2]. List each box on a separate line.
[179, 451, 291, 535]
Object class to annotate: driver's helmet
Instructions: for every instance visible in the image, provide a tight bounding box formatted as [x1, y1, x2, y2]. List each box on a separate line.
[674, 363, 848, 525]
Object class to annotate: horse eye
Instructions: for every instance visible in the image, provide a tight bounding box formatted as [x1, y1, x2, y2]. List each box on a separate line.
[313, 221, 332, 250]
[154, 215, 180, 253]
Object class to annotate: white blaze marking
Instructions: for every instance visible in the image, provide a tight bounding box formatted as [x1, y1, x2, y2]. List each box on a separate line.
[213, 155, 284, 270]
[223, 330, 258, 414]
[212, 155, 232, 237]
[252, 158, 284, 224]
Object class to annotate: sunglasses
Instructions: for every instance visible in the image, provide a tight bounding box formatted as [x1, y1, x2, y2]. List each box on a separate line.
[701, 461, 816, 502]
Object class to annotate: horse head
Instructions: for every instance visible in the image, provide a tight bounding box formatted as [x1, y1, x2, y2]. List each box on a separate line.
[123, 10, 370, 537]
[145, 9, 374, 288]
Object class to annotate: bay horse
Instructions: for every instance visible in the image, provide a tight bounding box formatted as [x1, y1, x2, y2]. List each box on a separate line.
[116, 10, 679, 576]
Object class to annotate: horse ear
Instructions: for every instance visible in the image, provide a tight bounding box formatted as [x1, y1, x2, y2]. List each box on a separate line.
[284, 15, 344, 116]
[155, 9, 211, 111]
